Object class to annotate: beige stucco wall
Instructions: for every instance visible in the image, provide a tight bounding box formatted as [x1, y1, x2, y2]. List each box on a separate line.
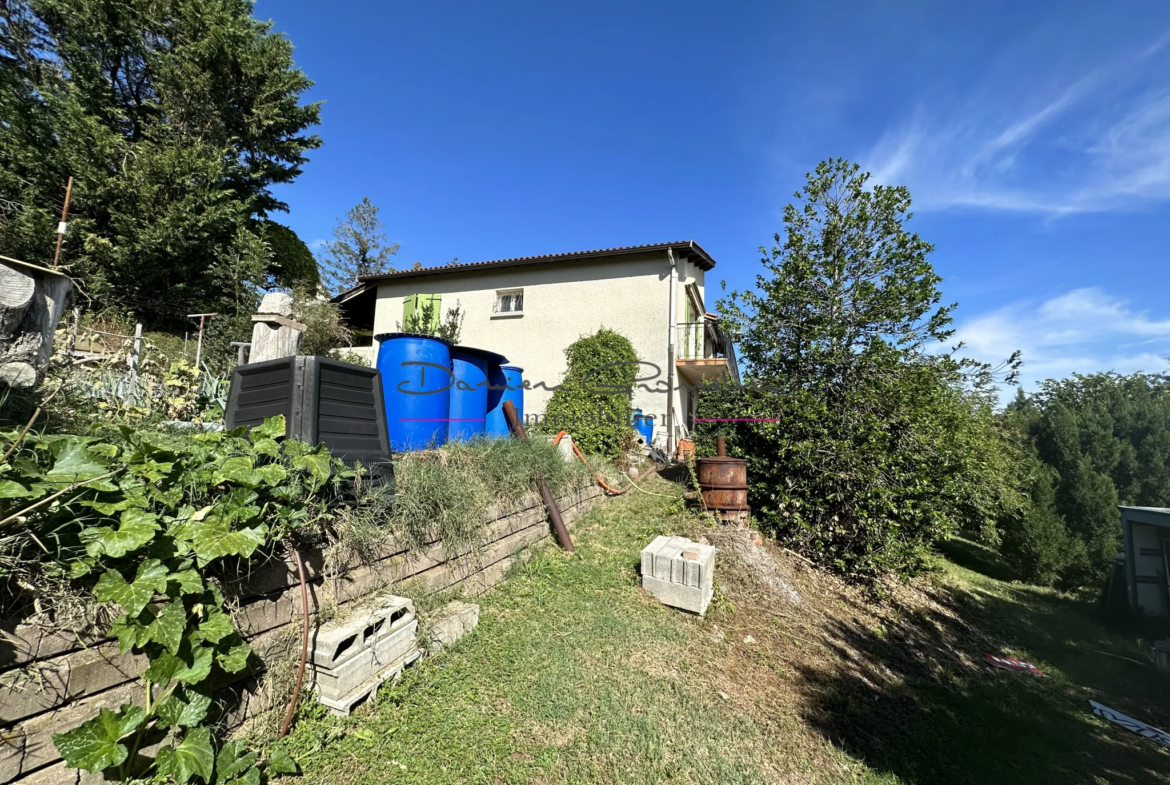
[369, 252, 708, 445]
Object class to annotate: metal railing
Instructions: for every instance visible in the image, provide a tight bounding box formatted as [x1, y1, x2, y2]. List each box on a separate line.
[676, 322, 713, 360]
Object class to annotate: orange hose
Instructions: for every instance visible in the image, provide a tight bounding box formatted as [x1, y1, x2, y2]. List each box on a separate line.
[552, 431, 626, 495]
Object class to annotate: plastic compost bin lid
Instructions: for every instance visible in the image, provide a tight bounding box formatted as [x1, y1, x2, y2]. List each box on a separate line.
[451, 345, 508, 365]
[373, 331, 454, 346]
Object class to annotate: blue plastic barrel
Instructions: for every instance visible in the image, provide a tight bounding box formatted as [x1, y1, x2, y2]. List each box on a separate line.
[485, 364, 524, 437]
[375, 333, 452, 451]
[632, 409, 655, 444]
[449, 347, 507, 442]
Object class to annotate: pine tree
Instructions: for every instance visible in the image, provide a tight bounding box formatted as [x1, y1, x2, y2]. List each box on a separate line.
[319, 197, 399, 295]
[0, 0, 321, 324]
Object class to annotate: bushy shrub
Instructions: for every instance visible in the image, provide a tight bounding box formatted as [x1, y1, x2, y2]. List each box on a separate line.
[294, 290, 353, 357]
[543, 329, 638, 459]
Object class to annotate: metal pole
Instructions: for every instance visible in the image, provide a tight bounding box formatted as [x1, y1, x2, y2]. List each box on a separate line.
[503, 400, 574, 553]
[666, 249, 678, 459]
[51, 176, 73, 270]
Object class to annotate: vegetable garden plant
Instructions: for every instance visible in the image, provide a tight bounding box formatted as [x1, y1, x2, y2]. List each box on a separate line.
[0, 415, 350, 782]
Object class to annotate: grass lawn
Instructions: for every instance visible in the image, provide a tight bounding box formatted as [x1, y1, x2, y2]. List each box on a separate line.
[279, 477, 1170, 784]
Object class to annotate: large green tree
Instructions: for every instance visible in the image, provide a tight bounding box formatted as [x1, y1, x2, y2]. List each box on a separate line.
[999, 372, 1170, 589]
[696, 159, 1023, 579]
[0, 0, 321, 324]
[319, 196, 398, 295]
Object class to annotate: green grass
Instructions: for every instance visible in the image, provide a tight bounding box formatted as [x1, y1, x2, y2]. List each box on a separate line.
[280, 484, 1170, 785]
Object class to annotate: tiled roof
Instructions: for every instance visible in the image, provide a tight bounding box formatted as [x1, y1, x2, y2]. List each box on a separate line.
[355, 240, 716, 284]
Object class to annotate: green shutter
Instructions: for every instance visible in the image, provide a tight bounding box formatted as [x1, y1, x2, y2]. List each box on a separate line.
[403, 293, 442, 333]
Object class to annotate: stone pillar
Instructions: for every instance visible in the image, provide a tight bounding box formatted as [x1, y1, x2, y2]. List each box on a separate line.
[249, 292, 306, 364]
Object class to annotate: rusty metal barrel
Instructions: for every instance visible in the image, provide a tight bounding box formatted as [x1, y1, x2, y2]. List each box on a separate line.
[696, 436, 749, 512]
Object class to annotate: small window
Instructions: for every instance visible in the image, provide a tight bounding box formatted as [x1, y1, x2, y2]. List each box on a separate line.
[493, 289, 524, 316]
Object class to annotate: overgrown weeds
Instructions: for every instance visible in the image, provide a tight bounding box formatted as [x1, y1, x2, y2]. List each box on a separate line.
[328, 437, 595, 571]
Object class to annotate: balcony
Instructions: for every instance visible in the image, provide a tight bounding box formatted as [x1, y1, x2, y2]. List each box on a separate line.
[675, 322, 738, 385]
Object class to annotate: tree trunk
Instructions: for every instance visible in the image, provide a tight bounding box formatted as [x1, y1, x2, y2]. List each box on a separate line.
[0, 262, 35, 338]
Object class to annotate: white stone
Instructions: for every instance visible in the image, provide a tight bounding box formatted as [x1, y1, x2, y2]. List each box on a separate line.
[310, 593, 414, 669]
[257, 291, 294, 317]
[424, 601, 479, 653]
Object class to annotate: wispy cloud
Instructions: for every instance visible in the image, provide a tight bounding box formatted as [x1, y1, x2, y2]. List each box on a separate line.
[953, 288, 1170, 391]
[309, 238, 328, 251]
[864, 30, 1170, 214]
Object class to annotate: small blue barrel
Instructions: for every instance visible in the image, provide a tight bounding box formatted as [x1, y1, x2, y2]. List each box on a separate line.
[375, 333, 452, 451]
[448, 347, 507, 442]
[632, 409, 655, 444]
[485, 364, 524, 437]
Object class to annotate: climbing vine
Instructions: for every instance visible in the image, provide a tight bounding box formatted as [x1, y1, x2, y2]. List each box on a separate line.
[0, 416, 350, 782]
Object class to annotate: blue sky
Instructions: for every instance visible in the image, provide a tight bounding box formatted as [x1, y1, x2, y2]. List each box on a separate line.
[255, 1, 1170, 391]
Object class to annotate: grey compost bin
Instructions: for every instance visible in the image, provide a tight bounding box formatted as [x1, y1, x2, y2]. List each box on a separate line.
[224, 356, 394, 483]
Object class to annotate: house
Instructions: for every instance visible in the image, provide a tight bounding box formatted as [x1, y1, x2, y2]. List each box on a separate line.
[333, 241, 740, 454]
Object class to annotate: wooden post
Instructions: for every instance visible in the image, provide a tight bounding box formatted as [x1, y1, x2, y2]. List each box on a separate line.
[51, 177, 73, 271]
[187, 313, 217, 370]
[128, 322, 143, 375]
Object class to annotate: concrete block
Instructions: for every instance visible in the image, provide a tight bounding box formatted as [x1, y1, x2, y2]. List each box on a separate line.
[642, 575, 714, 616]
[424, 602, 479, 653]
[311, 619, 418, 699]
[310, 593, 414, 669]
[314, 648, 424, 716]
[640, 536, 717, 616]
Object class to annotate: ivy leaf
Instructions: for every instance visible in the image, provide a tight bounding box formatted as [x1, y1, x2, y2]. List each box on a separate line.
[94, 560, 169, 616]
[253, 464, 287, 486]
[267, 748, 298, 775]
[80, 509, 159, 559]
[168, 569, 204, 595]
[293, 451, 331, 487]
[45, 439, 108, 484]
[81, 498, 136, 515]
[233, 766, 262, 785]
[155, 727, 214, 784]
[179, 513, 268, 567]
[147, 601, 188, 654]
[197, 611, 233, 644]
[216, 739, 258, 779]
[251, 415, 286, 441]
[68, 558, 94, 579]
[212, 457, 258, 487]
[0, 480, 35, 498]
[216, 638, 251, 673]
[156, 688, 212, 730]
[174, 644, 215, 684]
[51, 704, 146, 773]
[251, 437, 281, 457]
[109, 614, 150, 654]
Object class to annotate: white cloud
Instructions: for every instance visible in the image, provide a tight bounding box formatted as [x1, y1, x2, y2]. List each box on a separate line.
[309, 238, 328, 250]
[863, 31, 1170, 214]
[953, 288, 1170, 391]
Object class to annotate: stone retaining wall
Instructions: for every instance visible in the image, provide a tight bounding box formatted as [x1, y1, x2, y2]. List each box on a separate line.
[0, 482, 606, 785]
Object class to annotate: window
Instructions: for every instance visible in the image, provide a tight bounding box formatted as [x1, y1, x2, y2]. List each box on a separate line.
[493, 289, 524, 316]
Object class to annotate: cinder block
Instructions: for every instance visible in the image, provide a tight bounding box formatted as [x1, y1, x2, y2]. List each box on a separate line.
[424, 602, 479, 653]
[310, 594, 414, 669]
[640, 536, 717, 616]
[314, 648, 424, 717]
[312, 619, 418, 699]
[642, 575, 713, 616]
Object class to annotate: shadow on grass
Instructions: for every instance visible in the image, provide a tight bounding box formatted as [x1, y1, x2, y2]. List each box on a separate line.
[794, 578, 1170, 784]
[937, 536, 1017, 583]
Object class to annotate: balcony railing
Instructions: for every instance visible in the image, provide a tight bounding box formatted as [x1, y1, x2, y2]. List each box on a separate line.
[676, 322, 715, 360]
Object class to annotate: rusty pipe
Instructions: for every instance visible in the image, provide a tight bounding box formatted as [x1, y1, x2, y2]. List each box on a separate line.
[503, 401, 575, 553]
[717, 435, 726, 457]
